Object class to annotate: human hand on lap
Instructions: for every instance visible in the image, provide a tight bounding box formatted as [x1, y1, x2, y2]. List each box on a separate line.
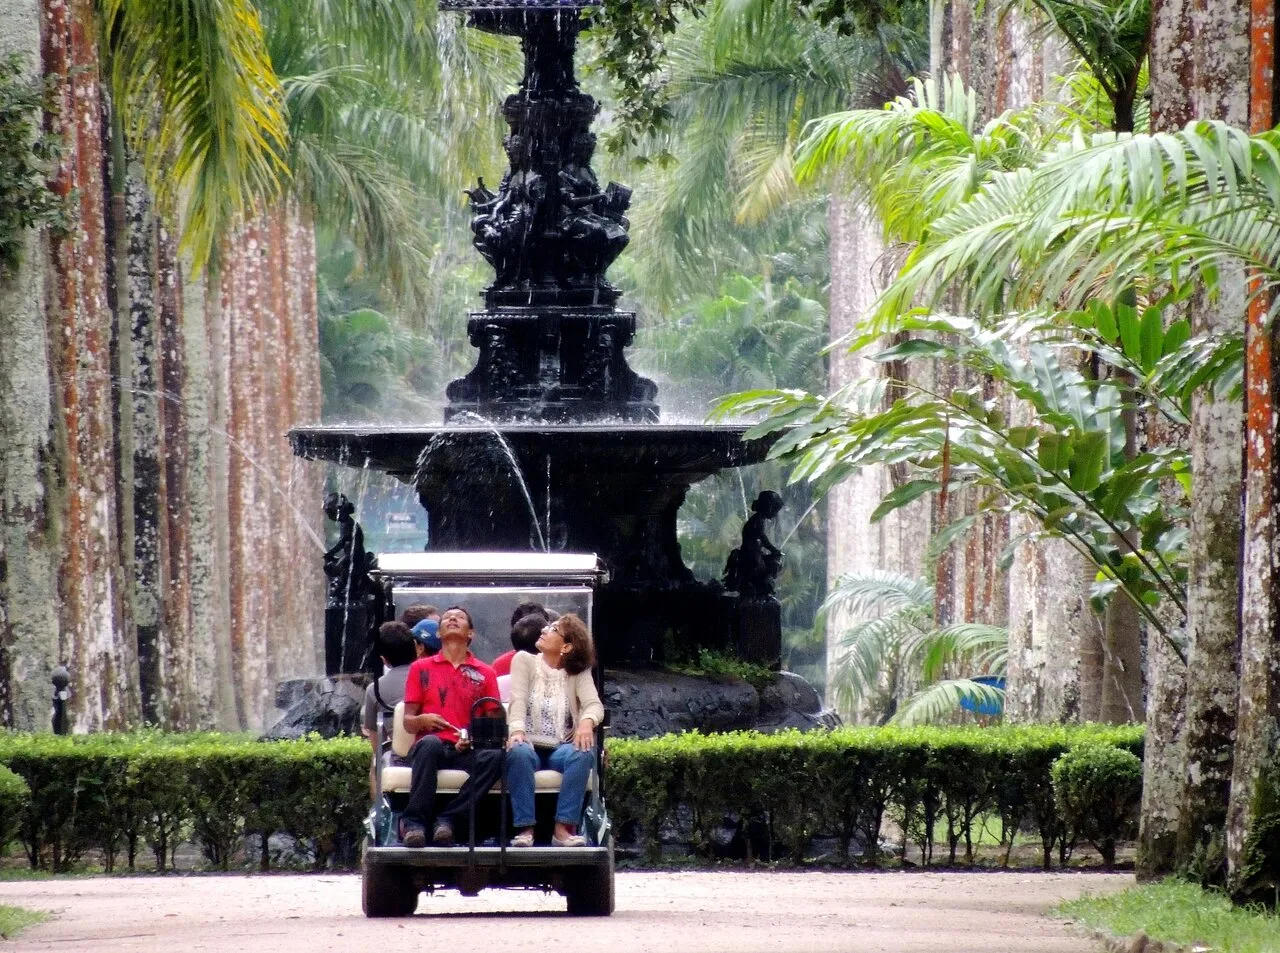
[572, 718, 595, 751]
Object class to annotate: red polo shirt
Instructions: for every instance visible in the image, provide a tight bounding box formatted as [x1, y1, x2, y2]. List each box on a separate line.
[402, 651, 499, 745]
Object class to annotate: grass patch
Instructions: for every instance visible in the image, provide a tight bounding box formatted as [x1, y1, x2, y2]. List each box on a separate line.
[1057, 879, 1280, 953]
[0, 904, 48, 939]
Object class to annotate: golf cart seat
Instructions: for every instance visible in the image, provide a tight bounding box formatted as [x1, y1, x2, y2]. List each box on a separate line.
[381, 702, 571, 795]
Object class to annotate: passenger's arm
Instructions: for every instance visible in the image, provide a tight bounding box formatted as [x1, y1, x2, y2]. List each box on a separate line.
[506, 653, 531, 742]
[573, 672, 605, 750]
[402, 701, 454, 735]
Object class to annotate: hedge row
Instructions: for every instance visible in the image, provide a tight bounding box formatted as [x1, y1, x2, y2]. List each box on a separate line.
[606, 723, 1144, 867]
[0, 732, 367, 872]
[0, 724, 1143, 872]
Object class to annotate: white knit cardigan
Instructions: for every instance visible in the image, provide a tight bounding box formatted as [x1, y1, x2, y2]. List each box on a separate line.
[507, 651, 605, 744]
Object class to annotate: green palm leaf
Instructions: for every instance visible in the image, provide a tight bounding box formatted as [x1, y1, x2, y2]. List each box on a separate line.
[102, 0, 290, 271]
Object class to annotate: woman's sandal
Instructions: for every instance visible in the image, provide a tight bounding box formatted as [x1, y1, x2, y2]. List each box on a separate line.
[510, 831, 535, 848]
[551, 832, 586, 847]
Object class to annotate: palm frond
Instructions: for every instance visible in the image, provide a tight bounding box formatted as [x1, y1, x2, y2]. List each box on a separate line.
[103, 0, 290, 270]
[822, 569, 934, 618]
[892, 679, 1005, 726]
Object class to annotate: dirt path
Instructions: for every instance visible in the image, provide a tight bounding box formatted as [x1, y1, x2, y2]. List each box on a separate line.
[0, 869, 1128, 953]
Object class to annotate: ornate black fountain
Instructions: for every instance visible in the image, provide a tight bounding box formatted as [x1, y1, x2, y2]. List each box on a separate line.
[290, 0, 781, 665]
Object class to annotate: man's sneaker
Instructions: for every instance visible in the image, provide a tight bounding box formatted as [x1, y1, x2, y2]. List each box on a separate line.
[399, 820, 426, 848]
[432, 821, 454, 846]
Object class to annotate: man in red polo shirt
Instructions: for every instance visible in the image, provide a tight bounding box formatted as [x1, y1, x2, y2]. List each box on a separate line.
[399, 605, 502, 847]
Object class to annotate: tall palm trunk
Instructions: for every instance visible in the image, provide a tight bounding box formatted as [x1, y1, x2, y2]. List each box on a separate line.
[44, 0, 139, 730]
[1137, 0, 1199, 880]
[217, 202, 324, 731]
[1226, 0, 1280, 902]
[1172, 0, 1249, 883]
[0, 0, 58, 730]
[122, 155, 165, 722]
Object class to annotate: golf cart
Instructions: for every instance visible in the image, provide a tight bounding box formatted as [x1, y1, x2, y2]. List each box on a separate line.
[362, 552, 615, 916]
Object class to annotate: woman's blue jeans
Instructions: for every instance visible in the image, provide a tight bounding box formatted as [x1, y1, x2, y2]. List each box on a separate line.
[505, 741, 595, 828]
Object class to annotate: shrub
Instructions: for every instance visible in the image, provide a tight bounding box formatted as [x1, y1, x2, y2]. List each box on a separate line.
[0, 762, 30, 853]
[1051, 744, 1143, 867]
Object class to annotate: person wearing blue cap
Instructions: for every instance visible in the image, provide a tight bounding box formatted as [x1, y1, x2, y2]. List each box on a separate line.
[412, 618, 442, 658]
[400, 604, 441, 659]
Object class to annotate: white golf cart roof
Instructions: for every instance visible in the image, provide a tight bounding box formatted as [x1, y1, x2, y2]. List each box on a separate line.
[372, 551, 607, 586]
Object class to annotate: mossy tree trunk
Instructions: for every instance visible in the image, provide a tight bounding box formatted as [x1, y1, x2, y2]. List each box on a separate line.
[1226, 0, 1280, 902]
[0, 0, 58, 730]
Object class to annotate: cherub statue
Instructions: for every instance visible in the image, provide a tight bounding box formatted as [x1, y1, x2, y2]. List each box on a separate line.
[723, 491, 785, 600]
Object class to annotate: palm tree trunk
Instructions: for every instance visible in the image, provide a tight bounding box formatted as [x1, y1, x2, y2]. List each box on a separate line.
[122, 155, 166, 723]
[1101, 394, 1145, 724]
[0, 0, 58, 730]
[1225, 0, 1280, 902]
[45, 0, 139, 730]
[1173, 0, 1250, 883]
[215, 202, 325, 731]
[1137, 0, 1200, 879]
[175, 254, 237, 729]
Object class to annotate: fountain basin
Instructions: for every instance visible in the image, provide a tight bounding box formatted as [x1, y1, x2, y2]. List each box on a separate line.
[290, 422, 780, 662]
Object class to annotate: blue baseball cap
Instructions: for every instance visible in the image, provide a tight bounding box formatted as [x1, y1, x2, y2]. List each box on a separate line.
[411, 618, 441, 652]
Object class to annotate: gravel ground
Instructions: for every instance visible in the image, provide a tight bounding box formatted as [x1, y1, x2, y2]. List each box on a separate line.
[0, 869, 1129, 953]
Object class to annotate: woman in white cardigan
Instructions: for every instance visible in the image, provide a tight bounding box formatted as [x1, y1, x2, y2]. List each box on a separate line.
[504, 613, 605, 847]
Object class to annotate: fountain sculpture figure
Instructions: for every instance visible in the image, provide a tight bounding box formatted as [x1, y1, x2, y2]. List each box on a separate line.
[291, 0, 783, 666]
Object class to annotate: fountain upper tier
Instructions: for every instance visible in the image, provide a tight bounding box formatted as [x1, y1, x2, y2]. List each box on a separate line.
[440, 0, 660, 422]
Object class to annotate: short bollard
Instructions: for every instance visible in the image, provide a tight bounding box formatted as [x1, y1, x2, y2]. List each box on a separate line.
[51, 665, 70, 735]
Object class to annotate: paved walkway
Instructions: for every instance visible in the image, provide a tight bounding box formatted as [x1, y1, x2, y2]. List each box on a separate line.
[1, 869, 1128, 953]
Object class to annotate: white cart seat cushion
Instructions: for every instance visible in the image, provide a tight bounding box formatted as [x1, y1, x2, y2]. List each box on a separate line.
[391, 702, 415, 758]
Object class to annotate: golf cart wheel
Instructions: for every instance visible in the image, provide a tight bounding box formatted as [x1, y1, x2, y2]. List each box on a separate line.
[565, 856, 614, 916]
[362, 857, 418, 918]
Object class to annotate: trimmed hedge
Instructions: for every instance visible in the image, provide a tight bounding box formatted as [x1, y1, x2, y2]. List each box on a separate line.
[0, 723, 1144, 871]
[0, 762, 30, 854]
[607, 723, 1144, 866]
[0, 732, 366, 871]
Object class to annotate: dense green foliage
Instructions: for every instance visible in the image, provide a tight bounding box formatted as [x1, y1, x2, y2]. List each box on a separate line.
[718, 80, 1263, 650]
[0, 763, 31, 855]
[0, 55, 65, 276]
[1051, 744, 1143, 867]
[591, 0, 924, 148]
[823, 572, 1007, 724]
[0, 725, 1142, 871]
[1058, 880, 1280, 953]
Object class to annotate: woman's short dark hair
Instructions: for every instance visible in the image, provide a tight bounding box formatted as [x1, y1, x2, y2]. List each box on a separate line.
[556, 613, 595, 676]
[510, 613, 547, 653]
[377, 621, 417, 667]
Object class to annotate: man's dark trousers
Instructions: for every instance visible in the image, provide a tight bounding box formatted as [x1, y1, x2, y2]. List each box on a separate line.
[402, 734, 504, 834]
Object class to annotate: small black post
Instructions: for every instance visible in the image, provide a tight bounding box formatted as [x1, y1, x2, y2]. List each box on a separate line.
[51, 665, 70, 735]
